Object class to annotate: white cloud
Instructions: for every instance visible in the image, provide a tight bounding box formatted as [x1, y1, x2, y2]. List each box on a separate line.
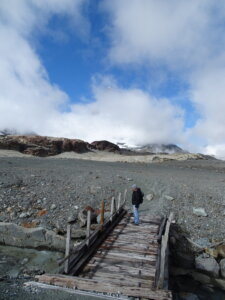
[0, 0, 87, 134]
[102, 0, 225, 157]
[46, 76, 185, 145]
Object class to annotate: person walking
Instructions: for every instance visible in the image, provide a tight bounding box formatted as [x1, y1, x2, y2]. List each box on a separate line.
[131, 184, 144, 225]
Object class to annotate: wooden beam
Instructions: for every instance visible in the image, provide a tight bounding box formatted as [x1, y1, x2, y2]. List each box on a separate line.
[36, 274, 172, 299]
[156, 212, 174, 290]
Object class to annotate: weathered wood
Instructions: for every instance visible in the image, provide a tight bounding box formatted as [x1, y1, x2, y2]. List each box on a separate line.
[64, 224, 71, 274]
[100, 200, 105, 225]
[68, 208, 127, 275]
[110, 197, 115, 221]
[117, 192, 121, 210]
[156, 217, 167, 241]
[36, 274, 172, 299]
[157, 212, 174, 289]
[86, 210, 91, 246]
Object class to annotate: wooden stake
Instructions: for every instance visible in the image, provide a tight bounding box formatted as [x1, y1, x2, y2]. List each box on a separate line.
[110, 197, 115, 221]
[86, 210, 91, 246]
[64, 224, 71, 274]
[117, 193, 121, 210]
[100, 200, 105, 225]
[123, 189, 127, 206]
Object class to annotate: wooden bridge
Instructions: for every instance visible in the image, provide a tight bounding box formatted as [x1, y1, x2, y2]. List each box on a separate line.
[35, 192, 173, 299]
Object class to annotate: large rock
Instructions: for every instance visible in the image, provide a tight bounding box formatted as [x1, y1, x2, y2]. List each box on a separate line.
[91, 140, 120, 152]
[0, 135, 90, 157]
[78, 206, 97, 228]
[195, 255, 219, 277]
[220, 258, 225, 278]
[0, 222, 66, 252]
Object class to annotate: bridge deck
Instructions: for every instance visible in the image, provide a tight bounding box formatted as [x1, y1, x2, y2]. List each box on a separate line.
[37, 214, 172, 299]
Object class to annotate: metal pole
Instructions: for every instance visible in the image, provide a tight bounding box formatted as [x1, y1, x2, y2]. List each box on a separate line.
[100, 200, 105, 225]
[110, 197, 115, 221]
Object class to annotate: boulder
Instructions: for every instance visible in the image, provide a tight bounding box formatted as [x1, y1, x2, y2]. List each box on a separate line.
[220, 258, 225, 278]
[0, 222, 66, 252]
[91, 140, 120, 152]
[195, 255, 219, 277]
[78, 206, 97, 227]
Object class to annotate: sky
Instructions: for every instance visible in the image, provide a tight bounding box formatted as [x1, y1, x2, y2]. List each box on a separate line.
[1, 0, 225, 158]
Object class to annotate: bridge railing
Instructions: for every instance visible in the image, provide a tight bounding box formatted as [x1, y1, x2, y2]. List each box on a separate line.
[62, 189, 128, 274]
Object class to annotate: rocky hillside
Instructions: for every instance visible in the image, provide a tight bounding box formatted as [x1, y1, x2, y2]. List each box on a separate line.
[0, 136, 122, 157]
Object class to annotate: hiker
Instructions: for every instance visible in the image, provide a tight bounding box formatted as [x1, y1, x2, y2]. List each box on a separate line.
[131, 184, 144, 225]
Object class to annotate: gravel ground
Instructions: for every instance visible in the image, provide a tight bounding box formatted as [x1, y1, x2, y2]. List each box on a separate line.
[1, 154, 225, 241]
[1, 152, 225, 299]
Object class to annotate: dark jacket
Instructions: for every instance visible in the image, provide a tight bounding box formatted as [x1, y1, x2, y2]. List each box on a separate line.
[132, 188, 144, 207]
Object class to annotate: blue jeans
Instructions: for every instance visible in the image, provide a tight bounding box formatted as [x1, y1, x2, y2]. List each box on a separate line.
[133, 205, 139, 224]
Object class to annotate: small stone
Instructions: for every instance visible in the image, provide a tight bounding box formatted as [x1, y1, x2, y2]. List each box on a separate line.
[21, 258, 29, 265]
[126, 178, 133, 181]
[74, 206, 79, 210]
[19, 212, 28, 218]
[50, 204, 57, 210]
[146, 194, 154, 201]
[193, 207, 208, 217]
[164, 195, 174, 201]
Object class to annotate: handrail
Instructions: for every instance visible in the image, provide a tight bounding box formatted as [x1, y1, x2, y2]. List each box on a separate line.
[61, 189, 128, 273]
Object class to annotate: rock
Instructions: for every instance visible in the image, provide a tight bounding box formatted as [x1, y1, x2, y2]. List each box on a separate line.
[78, 206, 97, 227]
[194, 238, 211, 248]
[179, 292, 200, 300]
[164, 195, 174, 201]
[67, 212, 78, 223]
[97, 212, 111, 224]
[91, 140, 120, 152]
[19, 212, 28, 218]
[0, 222, 65, 251]
[191, 271, 211, 284]
[193, 207, 208, 217]
[126, 178, 133, 181]
[212, 278, 225, 290]
[146, 194, 154, 201]
[195, 255, 219, 277]
[50, 204, 57, 210]
[220, 259, 225, 278]
[217, 244, 225, 258]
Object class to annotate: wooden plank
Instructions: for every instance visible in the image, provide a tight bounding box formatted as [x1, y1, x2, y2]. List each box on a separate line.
[89, 272, 153, 288]
[88, 256, 156, 270]
[95, 251, 157, 264]
[98, 244, 158, 255]
[82, 262, 156, 279]
[36, 274, 172, 299]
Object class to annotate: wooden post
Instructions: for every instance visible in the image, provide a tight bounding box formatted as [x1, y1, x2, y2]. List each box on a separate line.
[117, 192, 121, 210]
[86, 210, 91, 246]
[100, 200, 105, 225]
[110, 197, 115, 221]
[64, 223, 71, 274]
[123, 189, 127, 205]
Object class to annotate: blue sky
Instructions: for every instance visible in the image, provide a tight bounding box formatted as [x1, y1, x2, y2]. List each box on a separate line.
[1, 0, 225, 157]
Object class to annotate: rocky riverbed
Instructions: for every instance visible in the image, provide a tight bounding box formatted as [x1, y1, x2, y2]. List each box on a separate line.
[1, 150, 225, 299]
